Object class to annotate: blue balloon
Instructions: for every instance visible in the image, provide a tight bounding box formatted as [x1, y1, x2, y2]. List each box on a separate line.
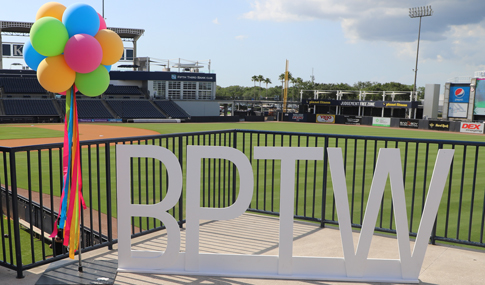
[104, 65, 111, 72]
[23, 41, 47, 71]
[62, 3, 100, 37]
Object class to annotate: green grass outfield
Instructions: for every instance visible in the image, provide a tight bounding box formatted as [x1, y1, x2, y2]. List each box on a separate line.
[1, 122, 485, 248]
[0, 216, 52, 265]
[0, 125, 63, 140]
[103, 121, 485, 142]
[1, 121, 485, 142]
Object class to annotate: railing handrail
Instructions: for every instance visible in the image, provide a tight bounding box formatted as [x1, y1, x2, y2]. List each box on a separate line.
[2, 128, 485, 278]
[2, 128, 485, 153]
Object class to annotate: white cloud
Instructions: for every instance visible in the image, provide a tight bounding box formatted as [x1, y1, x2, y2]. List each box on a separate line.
[235, 35, 248, 40]
[212, 18, 219, 24]
[244, 0, 485, 67]
[244, 0, 485, 42]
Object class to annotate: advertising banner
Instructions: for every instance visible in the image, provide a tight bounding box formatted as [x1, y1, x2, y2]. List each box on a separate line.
[303, 99, 418, 108]
[449, 85, 470, 103]
[287, 113, 306, 122]
[340, 101, 378, 107]
[316, 114, 335, 123]
[343, 115, 362, 125]
[460, 122, 484, 134]
[474, 79, 485, 115]
[372, 117, 391, 127]
[428, 120, 450, 131]
[79, 119, 122, 123]
[399, 119, 419, 128]
[448, 103, 468, 118]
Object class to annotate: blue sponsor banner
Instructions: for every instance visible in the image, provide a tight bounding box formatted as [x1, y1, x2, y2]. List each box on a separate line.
[449, 84, 470, 103]
[110, 71, 216, 82]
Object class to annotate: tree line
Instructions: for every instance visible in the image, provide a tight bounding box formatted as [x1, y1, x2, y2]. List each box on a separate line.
[216, 73, 424, 101]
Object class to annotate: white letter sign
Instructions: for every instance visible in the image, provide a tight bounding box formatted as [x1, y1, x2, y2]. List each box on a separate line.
[117, 145, 454, 283]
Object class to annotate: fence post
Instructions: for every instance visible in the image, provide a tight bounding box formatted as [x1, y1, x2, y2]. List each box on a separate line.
[232, 131, 238, 204]
[430, 142, 444, 245]
[178, 136, 184, 227]
[320, 136, 329, 228]
[105, 143, 113, 250]
[9, 151, 24, 278]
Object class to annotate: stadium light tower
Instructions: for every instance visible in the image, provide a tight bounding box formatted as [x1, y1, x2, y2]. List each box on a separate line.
[409, 5, 433, 100]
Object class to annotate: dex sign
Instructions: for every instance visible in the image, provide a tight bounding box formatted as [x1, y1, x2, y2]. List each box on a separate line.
[460, 122, 484, 134]
[116, 145, 454, 283]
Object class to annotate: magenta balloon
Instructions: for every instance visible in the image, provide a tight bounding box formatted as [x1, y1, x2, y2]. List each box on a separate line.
[98, 13, 107, 30]
[64, 34, 102, 73]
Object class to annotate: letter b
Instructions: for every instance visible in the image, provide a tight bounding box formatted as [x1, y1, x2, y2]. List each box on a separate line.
[116, 145, 183, 271]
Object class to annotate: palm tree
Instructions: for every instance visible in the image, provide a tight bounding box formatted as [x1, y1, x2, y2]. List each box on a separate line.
[295, 77, 304, 100]
[263, 78, 272, 98]
[257, 75, 264, 88]
[257, 75, 264, 98]
[251, 75, 258, 87]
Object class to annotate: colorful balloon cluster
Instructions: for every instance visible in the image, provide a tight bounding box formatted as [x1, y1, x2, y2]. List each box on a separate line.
[24, 2, 123, 96]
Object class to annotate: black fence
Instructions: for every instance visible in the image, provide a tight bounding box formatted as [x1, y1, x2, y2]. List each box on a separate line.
[1, 129, 485, 278]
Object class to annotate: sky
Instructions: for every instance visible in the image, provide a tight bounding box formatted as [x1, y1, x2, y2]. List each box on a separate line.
[2, 0, 485, 89]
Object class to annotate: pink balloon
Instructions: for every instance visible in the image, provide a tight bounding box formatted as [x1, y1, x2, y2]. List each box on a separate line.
[58, 85, 79, 95]
[98, 13, 107, 30]
[64, 34, 102, 73]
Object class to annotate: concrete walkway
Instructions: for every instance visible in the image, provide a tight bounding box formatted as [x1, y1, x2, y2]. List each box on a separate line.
[1, 213, 484, 284]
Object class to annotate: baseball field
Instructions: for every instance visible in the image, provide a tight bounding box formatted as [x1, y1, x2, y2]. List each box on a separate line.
[1, 121, 484, 250]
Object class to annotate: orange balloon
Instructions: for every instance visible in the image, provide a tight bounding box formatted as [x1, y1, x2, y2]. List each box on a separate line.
[36, 2, 66, 21]
[94, 29, 124, 65]
[37, 55, 76, 93]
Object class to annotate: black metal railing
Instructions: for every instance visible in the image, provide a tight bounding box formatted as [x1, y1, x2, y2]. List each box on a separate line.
[1, 129, 485, 278]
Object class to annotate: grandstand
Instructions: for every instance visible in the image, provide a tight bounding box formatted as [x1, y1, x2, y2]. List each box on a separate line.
[3, 99, 57, 115]
[153, 100, 190, 119]
[0, 67, 222, 123]
[0, 76, 47, 94]
[0, 19, 220, 123]
[105, 100, 165, 119]
[59, 99, 115, 119]
[104, 85, 142, 96]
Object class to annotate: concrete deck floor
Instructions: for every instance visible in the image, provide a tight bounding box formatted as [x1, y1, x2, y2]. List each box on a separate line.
[1, 213, 484, 285]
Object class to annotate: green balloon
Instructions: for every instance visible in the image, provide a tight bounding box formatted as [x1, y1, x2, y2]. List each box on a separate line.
[75, 65, 110, 97]
[30, 17, 69, 57]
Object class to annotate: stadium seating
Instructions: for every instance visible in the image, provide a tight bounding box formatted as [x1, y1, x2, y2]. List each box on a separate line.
[104, 85, 142, 95]
[0, 77, 47, 94]
[153, 100, 190, 119]
[3, 99, 58, 115]
[59, 99, 114, 119]
[105, 100, 165, 119]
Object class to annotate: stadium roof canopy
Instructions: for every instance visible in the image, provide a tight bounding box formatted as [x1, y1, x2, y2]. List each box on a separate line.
[0, 20, 144, 41]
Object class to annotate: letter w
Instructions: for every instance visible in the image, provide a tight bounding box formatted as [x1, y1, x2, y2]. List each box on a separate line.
[327, 148, 454, 280]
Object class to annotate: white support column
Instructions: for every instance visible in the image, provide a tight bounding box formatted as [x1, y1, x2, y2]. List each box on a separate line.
[195, 82, 199, 100]
[0, 31, 3, 70]
[382, 92, 386, 117]
[165, 81, 169, 100]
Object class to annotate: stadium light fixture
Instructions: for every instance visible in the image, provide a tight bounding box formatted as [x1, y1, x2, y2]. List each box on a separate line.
[409, 5, 433, 100]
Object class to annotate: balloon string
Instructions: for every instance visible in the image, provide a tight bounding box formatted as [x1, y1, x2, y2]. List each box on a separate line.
[61, 91, 86, 257]
[50, 88, 72, 238]
[60, 89, 75, 229]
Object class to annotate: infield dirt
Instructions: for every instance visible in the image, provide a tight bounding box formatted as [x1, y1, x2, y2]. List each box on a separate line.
[0, 124, 159, 147]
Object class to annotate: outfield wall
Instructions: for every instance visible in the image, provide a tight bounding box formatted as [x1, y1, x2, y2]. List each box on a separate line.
[286, 114, 484, 134]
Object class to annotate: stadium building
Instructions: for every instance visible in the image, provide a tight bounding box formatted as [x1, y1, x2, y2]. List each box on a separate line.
[0, 20, 220, 123]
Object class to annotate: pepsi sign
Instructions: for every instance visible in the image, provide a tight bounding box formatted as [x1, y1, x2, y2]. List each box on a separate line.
[449, 85, 470, 103]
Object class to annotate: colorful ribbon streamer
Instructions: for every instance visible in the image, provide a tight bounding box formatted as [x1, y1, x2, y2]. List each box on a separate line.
[50, 86, 86, 259]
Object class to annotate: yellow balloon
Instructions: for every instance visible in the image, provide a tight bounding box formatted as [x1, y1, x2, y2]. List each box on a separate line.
[37, 55, 76, 93]
[95, 29, 124, 65]
[36, 2, 66, 21]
